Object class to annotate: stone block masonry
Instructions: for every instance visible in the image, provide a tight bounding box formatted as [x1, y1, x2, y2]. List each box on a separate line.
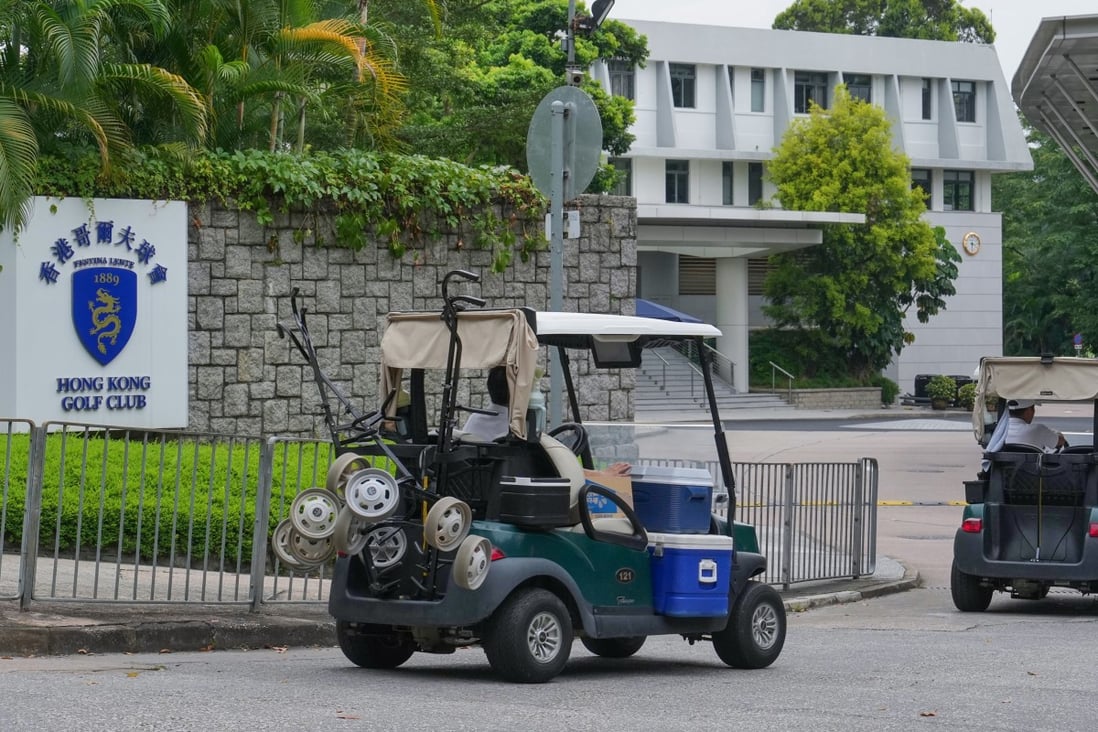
[187, 195, 637, 438]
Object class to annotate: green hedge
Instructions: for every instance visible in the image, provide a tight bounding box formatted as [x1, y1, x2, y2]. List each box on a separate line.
[749, 328, 899, 404]
[1, 433, 336, 565]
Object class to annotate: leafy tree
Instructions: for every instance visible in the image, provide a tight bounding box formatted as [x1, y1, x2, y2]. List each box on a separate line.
[368, 0, 648, 174]
[773, 0, 994, 43]
[0, 0, 206, 233]
[134, 0, 406, 152]
[764, 86, 960, 379]
[994, 125, 1098, 356]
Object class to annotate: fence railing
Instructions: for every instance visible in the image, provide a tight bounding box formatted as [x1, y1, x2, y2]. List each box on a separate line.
[2, 418, 876, 609]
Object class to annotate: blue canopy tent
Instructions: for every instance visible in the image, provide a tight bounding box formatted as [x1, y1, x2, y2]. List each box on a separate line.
[636, 299, 703, 323]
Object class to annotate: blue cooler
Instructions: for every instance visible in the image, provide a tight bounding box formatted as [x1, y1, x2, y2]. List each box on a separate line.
[648, 532, 734, 616]
[630, 466, 713, 533]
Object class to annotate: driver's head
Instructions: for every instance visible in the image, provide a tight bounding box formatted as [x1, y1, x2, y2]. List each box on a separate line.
[487, 366, 509, 406]
[1007, 399, 1036, 422]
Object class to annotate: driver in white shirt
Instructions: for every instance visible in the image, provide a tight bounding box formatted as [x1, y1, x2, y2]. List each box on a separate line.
[1004, 398, 1067, 451]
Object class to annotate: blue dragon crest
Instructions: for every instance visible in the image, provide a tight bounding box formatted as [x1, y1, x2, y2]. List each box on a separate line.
[72, 267, 137, 365]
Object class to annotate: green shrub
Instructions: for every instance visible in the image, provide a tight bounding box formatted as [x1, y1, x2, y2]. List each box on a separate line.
[957, 382, 978, 411]
[1, 432, 338, 564]
[926, 375, 958, 402]
[870, 375, 900, 405]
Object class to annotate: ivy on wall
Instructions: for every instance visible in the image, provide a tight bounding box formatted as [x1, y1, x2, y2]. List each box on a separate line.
[34, 147, 547, 272]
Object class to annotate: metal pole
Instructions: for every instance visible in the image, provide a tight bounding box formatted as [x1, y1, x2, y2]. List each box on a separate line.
[549, 100, 565, 429]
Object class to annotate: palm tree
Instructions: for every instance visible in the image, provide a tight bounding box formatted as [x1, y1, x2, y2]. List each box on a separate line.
[0, 0, 206, 233]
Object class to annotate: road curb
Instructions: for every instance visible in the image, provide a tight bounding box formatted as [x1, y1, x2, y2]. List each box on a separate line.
[782, 566, 922, 613]
[0, 614, 336, 658]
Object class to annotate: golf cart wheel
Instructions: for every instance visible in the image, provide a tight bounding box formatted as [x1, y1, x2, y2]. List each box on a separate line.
[365, 525, 407, 569]
[424, 497, 472, 551]
[713, 580, 786, 669]
[344, 468, 401, 523]
[451, 535, 492, 590]
[580, 636, 646, 658]
[483, 588, 573, 683]
[336, 621, 416, 669]
[325, 452, 370, 497]
[333, 505, 369, 556]
[289, 487, 341, 540]
[950, 561, 993, 612]
[271, 518, 306, 570]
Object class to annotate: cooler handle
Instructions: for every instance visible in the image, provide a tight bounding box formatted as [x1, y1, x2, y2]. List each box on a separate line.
[687, 486, 709, 500]
[698, 559, 717, 584]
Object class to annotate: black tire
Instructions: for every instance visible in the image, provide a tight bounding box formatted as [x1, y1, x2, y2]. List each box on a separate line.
[336, 621, 416, 669]
[950, 561, 993, 612]
[580, 636, 646, 658]
[713, 581, 786, 669]
[483, 588, 573, 683]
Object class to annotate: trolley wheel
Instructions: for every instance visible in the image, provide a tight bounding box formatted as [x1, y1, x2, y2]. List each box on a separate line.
[451, 535, 492, 590]
[424, 497, 472, 551]
[344, 468, 401, 523]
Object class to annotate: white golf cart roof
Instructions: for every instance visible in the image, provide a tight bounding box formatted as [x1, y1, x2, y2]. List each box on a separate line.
[380, 308, 722, 440]
[973, 356, 1098, 440]
[535, 312, 721, 340]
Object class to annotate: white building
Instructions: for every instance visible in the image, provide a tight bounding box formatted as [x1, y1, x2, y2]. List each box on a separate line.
[593, 21, 1032, 396]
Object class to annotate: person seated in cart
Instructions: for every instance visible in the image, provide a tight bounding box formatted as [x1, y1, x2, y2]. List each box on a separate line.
[1003, 398, 1067, 451]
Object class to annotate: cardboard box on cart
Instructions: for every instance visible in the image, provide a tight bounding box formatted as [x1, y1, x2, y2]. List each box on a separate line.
[583, 470, 633, 518]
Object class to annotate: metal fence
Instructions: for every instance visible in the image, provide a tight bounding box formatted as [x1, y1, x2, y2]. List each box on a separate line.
[2, 419, 876, 609]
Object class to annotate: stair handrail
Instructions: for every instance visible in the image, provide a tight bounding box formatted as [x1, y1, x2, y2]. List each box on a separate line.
[701, 342, 736, 392]
[769, 361, 795, 403]
[649, 348, 670, 393]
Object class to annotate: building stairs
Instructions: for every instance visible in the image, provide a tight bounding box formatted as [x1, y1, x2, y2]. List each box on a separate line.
[635, 347, 795, 416]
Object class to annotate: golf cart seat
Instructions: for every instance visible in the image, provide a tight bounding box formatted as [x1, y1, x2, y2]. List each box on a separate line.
[539, 433, 636, 536]
[539, 432, 586, 515]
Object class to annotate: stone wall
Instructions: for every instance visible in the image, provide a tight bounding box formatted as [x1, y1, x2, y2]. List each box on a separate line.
[787, 387, 883, 410]
[186, 195, 637, 438]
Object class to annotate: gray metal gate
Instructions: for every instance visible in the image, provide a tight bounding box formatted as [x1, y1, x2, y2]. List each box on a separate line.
[2, 421, 878, 609]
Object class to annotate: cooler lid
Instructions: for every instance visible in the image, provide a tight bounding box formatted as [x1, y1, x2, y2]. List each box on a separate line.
[647, 532, 734, 550]
[630, 465, 713, 487]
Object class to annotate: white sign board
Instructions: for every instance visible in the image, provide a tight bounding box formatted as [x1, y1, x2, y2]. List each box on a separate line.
[0, 197, 188, 427]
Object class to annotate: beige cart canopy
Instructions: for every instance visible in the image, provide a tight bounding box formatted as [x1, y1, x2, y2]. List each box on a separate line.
[973, 356, 1098, 441]
[380, 309, 539, 439]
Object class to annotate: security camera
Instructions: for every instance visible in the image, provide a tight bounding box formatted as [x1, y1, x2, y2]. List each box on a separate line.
[569, 70, 585, 86]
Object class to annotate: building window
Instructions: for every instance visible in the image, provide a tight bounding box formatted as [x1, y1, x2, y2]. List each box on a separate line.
[666, 159, 689, 203]
[670, 63, 696, 108]
[609, 59, 634, 100]
[794, 71, 829, 113]
[921, 78, 933, 120]
[844, 73, 871, 103]
[943, 170, 974, 211]
[722, 161, 734, 205]
[609, 157, 632, 196]
[748, 162, 764, 205]
[952, 80, 975, 122]
[911, 168, 931, 204]
[750, 68, 765, 112]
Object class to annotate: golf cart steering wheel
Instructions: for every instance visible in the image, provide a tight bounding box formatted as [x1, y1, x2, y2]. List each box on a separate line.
[548, 423, 589, 457]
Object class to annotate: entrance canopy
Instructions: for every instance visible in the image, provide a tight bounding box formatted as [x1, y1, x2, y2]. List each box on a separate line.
[636, 299, 703, 323]
[1014, 14, 1098, 194]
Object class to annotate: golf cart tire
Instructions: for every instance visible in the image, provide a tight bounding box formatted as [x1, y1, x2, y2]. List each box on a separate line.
[483, 588, 573, 683]
[950, 561, 993, 612]
[580, 636, 646, 658]
[336, 621, 416, 669]
[712, 581, 786, 669]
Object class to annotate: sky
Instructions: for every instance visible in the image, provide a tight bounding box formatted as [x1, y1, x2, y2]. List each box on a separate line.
[617, 1, 1098, 85]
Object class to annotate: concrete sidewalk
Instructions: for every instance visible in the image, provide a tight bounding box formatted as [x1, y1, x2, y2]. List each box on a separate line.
[0, 558, 918, 658]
